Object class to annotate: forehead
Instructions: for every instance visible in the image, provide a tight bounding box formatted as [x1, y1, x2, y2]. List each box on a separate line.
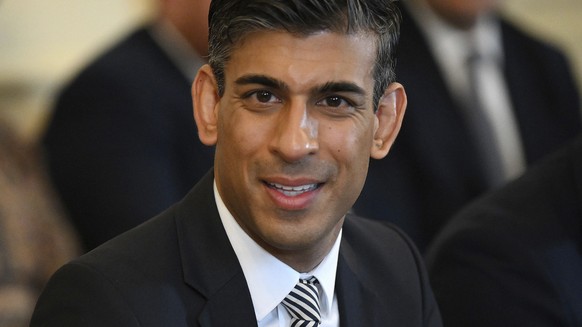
[225, 30, 377, 93]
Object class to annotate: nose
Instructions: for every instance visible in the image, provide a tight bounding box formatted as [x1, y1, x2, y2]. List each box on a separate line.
[269, 102, 319, 162]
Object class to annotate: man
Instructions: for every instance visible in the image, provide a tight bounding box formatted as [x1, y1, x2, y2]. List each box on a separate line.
[42, 0, 214, 251]
[30, 0, 443, 326]
[353, 0, 581, 251]
[426, 134, 582, 326]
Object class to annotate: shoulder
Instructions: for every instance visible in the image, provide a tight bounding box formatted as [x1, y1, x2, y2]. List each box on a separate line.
[499, 16, 572, 66]
[343, 214, 417, 253]
[78, 27, 162, 77]
[429, 135, 582, 254]
[69, 171, 216, 282]
[47, 26, 190, 137]
[76, 205, 182, 283]
[425, 136, 582, 326]
[340, 214, 443, 326]
[58, 26, 183, 100]
[342, 214, 425, 277]
[29, 206, 186, 326]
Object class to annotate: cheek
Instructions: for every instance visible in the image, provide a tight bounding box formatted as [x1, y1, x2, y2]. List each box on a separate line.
[323, 120, 373, 165]
[322, 121, 372, 206]
[218, 108, 266, 157]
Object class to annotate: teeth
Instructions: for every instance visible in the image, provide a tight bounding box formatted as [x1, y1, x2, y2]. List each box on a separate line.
[269, 182, 318, 196]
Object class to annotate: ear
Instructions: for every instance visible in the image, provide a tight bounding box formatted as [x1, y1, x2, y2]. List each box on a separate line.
[192, 64, 220, 146]
[370, 82, 407, 160]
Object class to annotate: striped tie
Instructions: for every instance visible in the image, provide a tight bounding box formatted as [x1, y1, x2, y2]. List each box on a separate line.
[282, 277, 321, 327]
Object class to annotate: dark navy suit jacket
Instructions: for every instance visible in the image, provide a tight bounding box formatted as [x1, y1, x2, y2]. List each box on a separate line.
[426, 134, 582, 326]
[354, 4, 581, 251]
[43, 27, 215, 251]
[31, 171, 442, 326]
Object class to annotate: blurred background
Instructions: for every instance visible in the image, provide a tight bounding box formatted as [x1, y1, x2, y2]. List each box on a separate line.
[1, 0, 582, 142]
[0, 0, 155, 143]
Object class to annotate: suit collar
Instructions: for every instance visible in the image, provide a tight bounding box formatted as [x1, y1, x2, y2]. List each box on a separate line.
[570, 136, 582, 249]
[336, 215, 393, 327]
[396, 2, 501, 193]
[173, 172, 411, 326]
[174, 170, 257, 326]
[336, 247, 381, 327]
[337, 215, 432, 326]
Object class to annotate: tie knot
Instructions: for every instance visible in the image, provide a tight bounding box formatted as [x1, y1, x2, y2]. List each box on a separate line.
[282, 277, 321, 327]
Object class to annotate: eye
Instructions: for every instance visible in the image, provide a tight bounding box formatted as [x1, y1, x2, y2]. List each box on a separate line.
[317, 95, 354, 109]
[240, 89, 282, 112]
[245, 90, 281, 104]
[256, 90, 276, 103]
[322, 96, 343, 107]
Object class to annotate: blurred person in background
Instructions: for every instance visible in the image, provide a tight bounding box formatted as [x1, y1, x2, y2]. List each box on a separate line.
[353, 0, 582, 252]
[0, 120, 79, 327]
[42, 0, 214, 251]
[426, 133, 582, 326]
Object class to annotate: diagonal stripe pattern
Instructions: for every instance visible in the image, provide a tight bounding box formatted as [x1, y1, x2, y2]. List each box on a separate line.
[282, 277, 321, 327]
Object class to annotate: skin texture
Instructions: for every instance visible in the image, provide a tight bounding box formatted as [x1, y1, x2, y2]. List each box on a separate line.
[424, 0, 499, 29]
[193, 30, 406, 272]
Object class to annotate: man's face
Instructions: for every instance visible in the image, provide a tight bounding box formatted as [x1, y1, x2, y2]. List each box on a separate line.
[195, 30, 403, 269]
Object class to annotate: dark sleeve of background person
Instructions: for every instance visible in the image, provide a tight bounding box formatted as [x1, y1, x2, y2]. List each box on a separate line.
[42, 29, 214, 251]
[425, 135, 582, 327]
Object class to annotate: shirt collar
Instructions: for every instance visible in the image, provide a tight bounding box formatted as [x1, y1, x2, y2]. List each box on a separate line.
[149, 18, 205, 81]
[213, 180, 341, 322]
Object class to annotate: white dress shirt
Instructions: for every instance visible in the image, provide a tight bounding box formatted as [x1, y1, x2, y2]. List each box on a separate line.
[405, 0, 526, 184]
[214, 181, 341, 327]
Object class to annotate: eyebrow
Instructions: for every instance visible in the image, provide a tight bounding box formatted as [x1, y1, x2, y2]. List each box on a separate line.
[316, 81, 367, 96]
[235, 74, 289, 90]
[234, 74, 366, 96]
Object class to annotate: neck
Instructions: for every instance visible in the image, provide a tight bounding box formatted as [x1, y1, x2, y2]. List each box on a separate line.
[263, 222, 343, 273]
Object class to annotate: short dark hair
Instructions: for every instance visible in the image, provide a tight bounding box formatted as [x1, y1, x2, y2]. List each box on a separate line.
[208, 0, 401, 109]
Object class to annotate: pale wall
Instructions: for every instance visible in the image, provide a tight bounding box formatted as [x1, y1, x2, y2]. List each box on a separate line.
[0, 0, 155, 142]
[501, 0, 582, 99]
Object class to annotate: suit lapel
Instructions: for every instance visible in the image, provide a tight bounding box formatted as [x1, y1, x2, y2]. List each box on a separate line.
[355, 3, 489, 242]
[337, 216, 426, 327]
[500, 21, 536, 162]
[336, 253, 380, 327]
[336, 222, 394, 327]
[396, 3, 489, 192]
[196, 273, 258, 327]
[568, 137, 582, 262]
[174, 171, 257, 326]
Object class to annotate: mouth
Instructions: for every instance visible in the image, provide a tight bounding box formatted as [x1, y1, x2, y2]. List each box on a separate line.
[262, 175, 325, 210]
[266, 182, 320, 197]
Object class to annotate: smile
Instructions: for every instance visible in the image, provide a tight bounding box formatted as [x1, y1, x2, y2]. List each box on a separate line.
[267, 182, 319, 197]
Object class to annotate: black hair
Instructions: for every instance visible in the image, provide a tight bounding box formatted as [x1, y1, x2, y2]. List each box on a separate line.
[208, 0, 401, 109]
